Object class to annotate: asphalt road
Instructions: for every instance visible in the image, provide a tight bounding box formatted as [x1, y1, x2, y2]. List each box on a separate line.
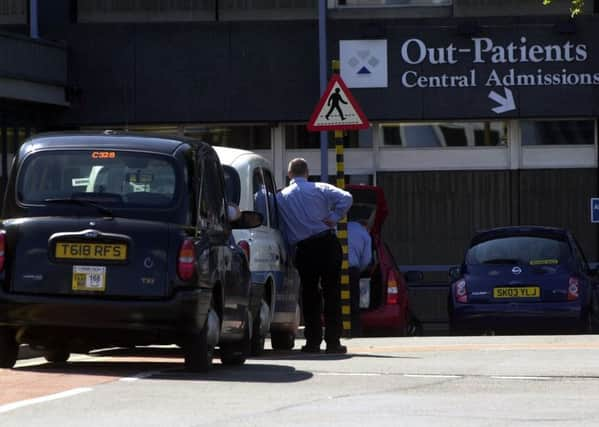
[2, 335, 599, 426]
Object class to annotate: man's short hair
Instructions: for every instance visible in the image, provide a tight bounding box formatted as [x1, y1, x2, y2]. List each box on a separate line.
[288, 158, 308, 177]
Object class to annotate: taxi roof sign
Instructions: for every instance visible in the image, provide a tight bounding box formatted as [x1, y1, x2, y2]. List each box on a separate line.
[307, 74, 369, 132]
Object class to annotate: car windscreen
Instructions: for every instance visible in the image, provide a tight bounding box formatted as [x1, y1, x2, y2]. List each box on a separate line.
[465, 235, 571, 266]
[222, 165, 241, 205]
[17, 150, 179, 208]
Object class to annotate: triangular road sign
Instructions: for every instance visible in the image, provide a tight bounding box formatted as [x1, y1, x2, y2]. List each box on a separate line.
[307, 74, 370, 132]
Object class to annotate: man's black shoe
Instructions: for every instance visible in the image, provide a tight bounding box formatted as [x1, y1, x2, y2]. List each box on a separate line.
[325, 344, 347, 354]
[301, 345, 321, 353]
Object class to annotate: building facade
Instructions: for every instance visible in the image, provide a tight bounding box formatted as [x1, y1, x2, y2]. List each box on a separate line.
[1, 0, 598, 270]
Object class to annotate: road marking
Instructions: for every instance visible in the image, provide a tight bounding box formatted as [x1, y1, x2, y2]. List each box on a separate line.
[317, 372, 383, 377]
[0, 387, 93, 414]
[350, 341, 599, 354]
[404, 374, 462, 379]
[491, 376, 553, 380]
[119, 370, 165, 382]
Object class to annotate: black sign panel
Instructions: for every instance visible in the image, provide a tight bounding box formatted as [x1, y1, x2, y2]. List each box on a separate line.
[334, 17, 599, 120]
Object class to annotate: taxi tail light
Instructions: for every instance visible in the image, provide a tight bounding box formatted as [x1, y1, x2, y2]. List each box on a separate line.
[238, 240, 250, 261]
[455, 279, 468, 303]
[386, 271, 400, 305]
[0, 230, 5, 272]
[567, 277, 580, 301]
[177, 238, 196, 281]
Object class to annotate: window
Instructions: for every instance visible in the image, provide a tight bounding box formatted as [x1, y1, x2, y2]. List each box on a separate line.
[285, 125, 372, 149]
[252, 168, 268, 226]
[77, 0, 215, 22]
[521, 120, 595, 145]
[466, 236, 570, 266]
[222, 165, 241, 205]
[262, 168, 279, 228]
[332, 0, 451, 7]
[382, 121, 507, 147]
[18, 150, 178, 207]
[184, 125, 271, 150]
[199, 158, 226, 229]
[0, 0, 26, 25]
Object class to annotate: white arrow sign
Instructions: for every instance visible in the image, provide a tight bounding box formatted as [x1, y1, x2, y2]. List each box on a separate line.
[488, 87, 516, 114]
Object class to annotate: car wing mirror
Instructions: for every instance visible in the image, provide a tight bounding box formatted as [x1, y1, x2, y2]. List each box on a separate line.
[231, 210, 263, 229]
[403, 270, 424, 283]
[448, 266, 462, 281]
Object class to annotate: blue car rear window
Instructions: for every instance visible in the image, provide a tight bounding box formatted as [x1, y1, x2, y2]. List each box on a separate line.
[466, 236, 570, 266]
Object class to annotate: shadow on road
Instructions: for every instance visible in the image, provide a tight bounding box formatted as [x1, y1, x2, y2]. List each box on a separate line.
[15, 346, 314, 383]
[256, 349, 418, 360]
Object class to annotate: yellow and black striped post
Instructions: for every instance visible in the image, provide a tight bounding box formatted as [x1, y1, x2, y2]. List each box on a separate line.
[335, 130, 351, 338]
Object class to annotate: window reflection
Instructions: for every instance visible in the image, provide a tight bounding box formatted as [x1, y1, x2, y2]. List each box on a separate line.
[521, 120, 594, 145]
[284, 125, 372, 149]
[184, 125, 271, 150]
[382, 122, 507, 147]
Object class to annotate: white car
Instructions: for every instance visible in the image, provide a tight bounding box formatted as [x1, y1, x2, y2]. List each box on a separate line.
[214, 146, 301, 354]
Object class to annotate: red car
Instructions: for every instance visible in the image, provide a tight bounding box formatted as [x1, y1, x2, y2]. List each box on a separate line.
[346, 184, 421, 336]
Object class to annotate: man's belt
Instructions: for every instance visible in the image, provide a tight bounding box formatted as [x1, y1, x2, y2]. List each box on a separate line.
[298, 229, 336, 245]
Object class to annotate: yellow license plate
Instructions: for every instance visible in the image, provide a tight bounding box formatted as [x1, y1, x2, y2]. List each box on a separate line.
[493, 287, 540, 298]
[72, 266, 106, 292]
[56, 242, 127, 261]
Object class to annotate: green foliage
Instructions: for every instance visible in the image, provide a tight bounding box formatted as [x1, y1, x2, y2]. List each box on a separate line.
[541, 0, 584, 16]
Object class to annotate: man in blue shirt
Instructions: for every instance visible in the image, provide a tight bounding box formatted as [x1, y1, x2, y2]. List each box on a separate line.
[276, 158, 353, 354]
[348, 220, 372, 337]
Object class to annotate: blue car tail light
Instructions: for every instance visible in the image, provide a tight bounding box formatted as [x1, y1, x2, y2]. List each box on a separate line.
[454, 279, 468, 303]
[567, 277, 580, 301]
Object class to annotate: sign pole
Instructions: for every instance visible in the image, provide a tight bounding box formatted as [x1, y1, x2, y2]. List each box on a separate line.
[335, 129, 351, 338]
[317, 0, 328, 182]
[329, 59, 351, 338]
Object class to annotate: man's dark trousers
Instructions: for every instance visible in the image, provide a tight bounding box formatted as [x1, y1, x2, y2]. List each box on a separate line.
[295, 232, 343, 348]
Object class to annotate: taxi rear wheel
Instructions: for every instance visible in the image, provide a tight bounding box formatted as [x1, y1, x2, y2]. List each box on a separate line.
[270, 331, 295, 351]
[184, 316, 215, 373]
[43, 347, 71, 364]
[220, 311, 251, 366]
[0, 328, 18, 368]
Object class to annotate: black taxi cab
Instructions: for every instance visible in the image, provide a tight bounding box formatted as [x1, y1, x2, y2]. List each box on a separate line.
[0, 131, 261, 372]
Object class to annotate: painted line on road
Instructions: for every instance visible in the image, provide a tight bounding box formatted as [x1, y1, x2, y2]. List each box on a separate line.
[120, 369, 172, 382]
[0, 387, 93, 414]
[317, 372, 384, 377]
[404, 374, 462, 379]
[490, 376, 553, 381]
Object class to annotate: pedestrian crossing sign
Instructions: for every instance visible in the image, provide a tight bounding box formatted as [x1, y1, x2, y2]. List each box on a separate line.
[307, 74, 370, 132]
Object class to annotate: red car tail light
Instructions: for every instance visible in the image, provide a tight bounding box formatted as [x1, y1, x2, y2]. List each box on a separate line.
[177, 238, 196, 281]
[0, 230, 5, 272]
[567, 277, 580, 301]
[386, 270, 400, 305]
[455, 279, 468, 303]
[238, 240, 250, 262]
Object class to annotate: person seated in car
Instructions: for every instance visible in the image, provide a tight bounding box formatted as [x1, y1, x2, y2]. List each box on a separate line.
[348, 219, 372, 337]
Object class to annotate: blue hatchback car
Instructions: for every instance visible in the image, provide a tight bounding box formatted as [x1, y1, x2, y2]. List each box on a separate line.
[449, 226, 598, 335]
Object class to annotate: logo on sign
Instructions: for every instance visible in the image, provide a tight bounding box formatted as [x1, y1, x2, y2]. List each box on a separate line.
[340, 40, 388, 88]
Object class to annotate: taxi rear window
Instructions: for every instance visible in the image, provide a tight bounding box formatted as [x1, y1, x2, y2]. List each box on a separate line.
[17, 150, 179, 207]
